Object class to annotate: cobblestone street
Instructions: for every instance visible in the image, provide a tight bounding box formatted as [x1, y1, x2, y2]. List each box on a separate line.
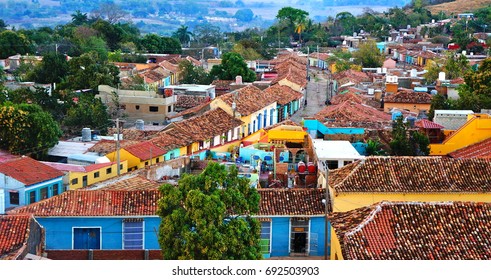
[291, 68, 330, 123]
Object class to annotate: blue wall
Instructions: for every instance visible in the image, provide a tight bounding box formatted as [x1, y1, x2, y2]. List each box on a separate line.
[270, 217, 290, 257]
[303, 119, 365, 137]
[269, 216, 328, 258]
[38, 217, 161, 250]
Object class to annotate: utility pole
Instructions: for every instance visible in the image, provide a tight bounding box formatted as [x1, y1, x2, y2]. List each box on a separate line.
[109, 118, 125, 176]
[324, 163, 329, 260]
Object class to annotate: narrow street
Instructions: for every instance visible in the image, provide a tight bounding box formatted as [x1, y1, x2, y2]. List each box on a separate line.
[291, 68, 330, 123]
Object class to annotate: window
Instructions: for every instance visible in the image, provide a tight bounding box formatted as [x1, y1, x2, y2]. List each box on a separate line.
[52, 184, 59, 196]
[120, 164, 123, 170]
[145, 161, 149, 166]
[9, 192, 19, 205]
[40, 187, 48, 200]
[71, 178, 79, 185]
[82, 175, 88, 187]
[326, 160, 338, 170]
[149, 106, 158, 112]
[135, 105, 140, 110]
[29, 191, 36, 204]
[73, 228, 101, 249]
[94, 171, 100, 179]
[167, 105, 172, 113]
[123, 221, 144, 249]
[156, 157, 160, 163]
[106, 167, 112, 174]
[343, 161, 352, 166]
[260, 221, 271, 255]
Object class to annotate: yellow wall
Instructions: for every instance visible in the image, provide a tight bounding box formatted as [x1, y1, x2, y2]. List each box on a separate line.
[384, 102, 431, 114]
[331, 192, 491, 212]
[268, 129, 306, 143]
[69, 161, 128, 190]
[329, 230, 344, 260]
[211, 98, 252, 136]
[430, 114, 491, 155]
[107, 149, 163, 171]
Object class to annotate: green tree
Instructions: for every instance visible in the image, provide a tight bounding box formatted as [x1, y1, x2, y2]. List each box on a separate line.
[352, 40, 383, 68]
[71, 10, 89, 26]
[194, 23, 221, 46]
[209, 52, 256, 82]
[172, 25, 193, 47]
[60, 51, 119, 92]
[0, 102, 62, 158]
[456, 57, 491, 112]
[0, 30, 33, 58]
[234, 9, 254, 22]
[141, 34, 181, 54]
[428, 93, 454, 121]
[157, 161, 262, 260]
[63, 93, 111, 135]
[389, 116, 430, 156]
[276, 7, 309, 40]
[178, 60, 212, 85]
[365, 138, 386, 156]
[31, 52, 69, 86]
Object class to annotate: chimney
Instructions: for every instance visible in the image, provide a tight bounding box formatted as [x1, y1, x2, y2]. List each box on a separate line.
[235, 75, 243, 85]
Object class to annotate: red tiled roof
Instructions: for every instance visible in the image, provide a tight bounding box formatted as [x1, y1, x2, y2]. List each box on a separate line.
[219, 85, 275, 116]
[258, 188, 326, 216]
[0, 157, 64, 186]
[106, 128, 160, 141]
[272, 67, 308, 88]
[169, 108, 243, 142]
[315, 101, 392, 129]
[176, 95, 210, 110]
[0, 215, 32, 259]
[263, 84, 303, 105]
[331, 92, 364, 105]
[415, 119, 445, 129]
[9, 190, 161, 217]
[151, 127, 193, 150]
[211, 80, 233, 90]
[332, 69, 370, 85]
[449, 138, 491, 159]
[124, 141, 167, 160]
[384, 89, 432, 104]
[84, 162, 115, 172]
[88, 139, 142, 155]
[84, 175, 161, 191]
[330, 201, 491, 260]
[170, 101, 211, 119]
[330, 156, 491, 193]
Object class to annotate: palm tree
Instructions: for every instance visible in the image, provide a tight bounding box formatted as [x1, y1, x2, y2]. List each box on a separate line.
[71, 10, 88, 26]
[294, 19, 307, 44]
[172, 25, 193, 47]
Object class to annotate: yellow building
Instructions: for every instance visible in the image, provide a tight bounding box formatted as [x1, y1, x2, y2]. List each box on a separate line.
[41, 160, 130, 190]
[68, 161, 129, 190]
[430, 114, 491, 155]
[211, 85, 277, 137]
[107, 141, 166, 172]
[327, 156, 491, 213]
[383, 89, 432, 114]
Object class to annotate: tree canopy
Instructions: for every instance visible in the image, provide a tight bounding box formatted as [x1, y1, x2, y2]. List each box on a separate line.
[209, 52, 256, 82]
[157, 161, 262, 260]
[389, 116, 430, 156]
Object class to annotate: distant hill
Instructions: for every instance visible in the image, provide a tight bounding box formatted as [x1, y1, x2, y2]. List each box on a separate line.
[427, 0, 491, 15]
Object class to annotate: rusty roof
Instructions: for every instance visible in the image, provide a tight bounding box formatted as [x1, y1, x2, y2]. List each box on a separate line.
[330, 156, 491, 193]
[330, 201, 491, 260]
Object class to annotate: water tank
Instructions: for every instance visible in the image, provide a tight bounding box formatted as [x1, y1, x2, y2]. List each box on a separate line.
[136, 119, 145, 130]
[392, 111, 403, 121]
[376, 67, 382, 74]
[382, 68, 387, 74]
[438, 72, 446, 81]
[235, 75, 242, 84]
[81, 128, 91, 142]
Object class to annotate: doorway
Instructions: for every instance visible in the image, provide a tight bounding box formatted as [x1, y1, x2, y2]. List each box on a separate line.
[290, 218, 309, 255]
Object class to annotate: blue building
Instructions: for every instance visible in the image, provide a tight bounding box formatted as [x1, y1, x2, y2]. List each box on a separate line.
[9, 189, 162, 250]
[257, 188, 328, 258]
[0, 157, 64, 214]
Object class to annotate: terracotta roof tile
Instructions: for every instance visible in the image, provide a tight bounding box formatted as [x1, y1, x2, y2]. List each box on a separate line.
[211, 80, 233, 90]
[272, 67, 308, 88]
[449, 138, 491, 159]
[170, 108, 243, 141]
[88, 139, 141, 155]
[263, 84, 303, 105]
[9, 190, 161, 216]
[315, 101, 392, 129]
[384, 89, 432, 104]
[219, 85, 275, 116]
[331, 92, 364, 105]
[170, 101, 211, 119]
[332, 70, 370, 85]
[330, 201, 491, 260]
[258, 188, 325, 216]
[415, 119, 445, 129]
[330, 156, 491, 193]
[176, 95, 210, 110]
[124, 141, 167, 160]
[0, 215, 32, 259]
[84, 175, 161, 191]
[106, 128, 160, 141]
[151, 127, 193, 150]
[0, 157, 64, 186]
